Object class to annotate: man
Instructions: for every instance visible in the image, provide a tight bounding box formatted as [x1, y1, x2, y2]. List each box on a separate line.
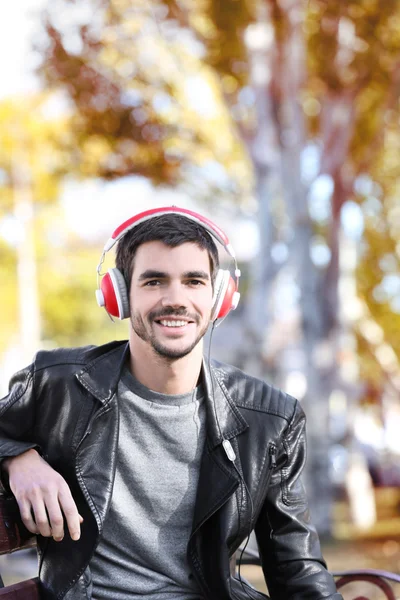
[0, 207, 342, 599]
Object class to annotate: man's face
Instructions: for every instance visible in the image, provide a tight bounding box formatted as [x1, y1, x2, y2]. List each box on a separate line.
[129, 241, 214, 360]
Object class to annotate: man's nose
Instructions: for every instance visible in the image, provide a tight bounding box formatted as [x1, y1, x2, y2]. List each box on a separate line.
[160, 282, 187, 308]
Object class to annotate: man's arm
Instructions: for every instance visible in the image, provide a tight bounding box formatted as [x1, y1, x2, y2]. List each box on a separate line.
[0, 364, 42, 467]
[0, 364, 83, 542]
[254, 401, 343, 599]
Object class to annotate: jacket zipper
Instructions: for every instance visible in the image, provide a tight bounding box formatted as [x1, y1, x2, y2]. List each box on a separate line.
[261, 442, 277, 500]
[268, 443, 277, 471]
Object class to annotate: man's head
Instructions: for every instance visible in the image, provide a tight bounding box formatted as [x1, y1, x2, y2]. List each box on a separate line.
[113, 214, 220, 360]
[115, 214, 220, 294]
[96, 208, 240, 332]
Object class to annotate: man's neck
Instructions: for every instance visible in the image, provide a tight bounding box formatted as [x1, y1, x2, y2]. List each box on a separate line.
[128, 338, 203, 395]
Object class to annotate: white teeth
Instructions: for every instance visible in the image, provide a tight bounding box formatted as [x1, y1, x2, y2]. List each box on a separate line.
[159, 320, 188, 327]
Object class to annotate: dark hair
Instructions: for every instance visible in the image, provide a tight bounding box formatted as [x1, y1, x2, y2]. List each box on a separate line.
[115, 214, 220, 291]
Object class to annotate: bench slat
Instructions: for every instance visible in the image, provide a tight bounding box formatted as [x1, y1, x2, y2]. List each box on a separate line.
[0, 495, 36, 555]
[0, 577, 40, 599]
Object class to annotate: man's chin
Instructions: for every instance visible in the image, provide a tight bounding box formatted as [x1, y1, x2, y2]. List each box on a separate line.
[151, 343, 197, 360]
[150, 336, 203, 360]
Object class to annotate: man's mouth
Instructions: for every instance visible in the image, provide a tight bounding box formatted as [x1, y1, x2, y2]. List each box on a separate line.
[150, 310, 198, 331]
[158, 319, 190, 328]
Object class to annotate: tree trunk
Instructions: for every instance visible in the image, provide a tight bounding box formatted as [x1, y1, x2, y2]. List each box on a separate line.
[238, 20, 283, 377]
[12, 150, 41, 364]
[267, 0, 337, 534]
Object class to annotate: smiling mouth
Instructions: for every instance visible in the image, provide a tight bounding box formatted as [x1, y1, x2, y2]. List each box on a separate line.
[155, 319, 194, 329]
[158, 319, 189, 327]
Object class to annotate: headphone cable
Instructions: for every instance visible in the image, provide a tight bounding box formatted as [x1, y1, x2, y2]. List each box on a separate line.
[206, 323, 260, 600]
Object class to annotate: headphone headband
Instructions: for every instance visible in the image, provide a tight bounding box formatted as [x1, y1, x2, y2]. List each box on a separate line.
[96, 206, 240, 322]
[103, 206, 236, 258]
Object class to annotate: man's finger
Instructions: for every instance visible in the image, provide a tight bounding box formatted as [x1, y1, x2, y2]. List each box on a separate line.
[44, 495, 65, 541]
[58, 489, 81, 541]
[30, 498, 52, 538]
[18, 498, 38, 535]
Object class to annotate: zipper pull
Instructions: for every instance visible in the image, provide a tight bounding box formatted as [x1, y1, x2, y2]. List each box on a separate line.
[269, 444, 277, 469]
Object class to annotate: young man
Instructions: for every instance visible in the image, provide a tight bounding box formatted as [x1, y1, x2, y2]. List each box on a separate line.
[0, 208, 342, 599]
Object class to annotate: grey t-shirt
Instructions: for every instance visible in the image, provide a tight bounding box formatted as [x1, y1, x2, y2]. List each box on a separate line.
[90, 366, 206, 599]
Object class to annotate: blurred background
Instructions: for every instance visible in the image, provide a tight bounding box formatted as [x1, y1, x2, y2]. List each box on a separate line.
[1, 0, 400, 596]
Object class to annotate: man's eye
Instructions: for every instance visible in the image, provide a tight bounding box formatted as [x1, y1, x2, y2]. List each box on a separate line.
[145, 280, 160, 286]
[188, 280, 204, 286]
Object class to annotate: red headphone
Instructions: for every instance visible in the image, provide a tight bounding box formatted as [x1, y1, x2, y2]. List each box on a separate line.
[95, 207, 241, 322]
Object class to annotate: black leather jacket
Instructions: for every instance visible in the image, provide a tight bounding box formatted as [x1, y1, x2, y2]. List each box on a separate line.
[0, 341, 342, 600]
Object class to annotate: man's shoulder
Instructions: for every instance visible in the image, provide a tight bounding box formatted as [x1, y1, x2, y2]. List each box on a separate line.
[211, 359, 301, 424]
[33, 340, 128, 373]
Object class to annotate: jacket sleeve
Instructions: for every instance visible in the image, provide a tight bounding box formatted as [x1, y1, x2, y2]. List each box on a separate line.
[0, 363, 43, 490]
[254, 400, 343, 600]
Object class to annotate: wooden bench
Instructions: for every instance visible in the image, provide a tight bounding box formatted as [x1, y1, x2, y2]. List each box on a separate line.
[238, 546, 400, 599]
[1, 494, 400, 599]
[0, 495, 39, 599]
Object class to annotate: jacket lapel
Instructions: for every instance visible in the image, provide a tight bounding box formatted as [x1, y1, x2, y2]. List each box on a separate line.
[191, 360, 248, 534]
[76, 341, 129, 404]
[74, 342, 129, 532]
[189, 362, 249, 600]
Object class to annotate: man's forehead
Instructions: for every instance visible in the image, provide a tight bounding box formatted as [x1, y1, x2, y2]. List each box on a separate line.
[132, 240, 211, 270]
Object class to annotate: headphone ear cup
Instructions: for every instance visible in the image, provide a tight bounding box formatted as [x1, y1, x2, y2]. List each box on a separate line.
[217, 275, 239, 320]
[211, 270, 232, 321]
[100, 268, 130, 319]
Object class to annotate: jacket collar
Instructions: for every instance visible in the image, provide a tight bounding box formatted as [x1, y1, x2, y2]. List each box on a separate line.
[76, 341, 129, 403]
[76, 341, 248, 446]
[201, 357, 248, 448]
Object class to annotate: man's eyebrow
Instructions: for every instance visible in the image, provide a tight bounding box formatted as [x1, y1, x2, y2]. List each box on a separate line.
[138, 270, 167, 281]
[183, 271, 210, 280]
[138, 270, 210, 281]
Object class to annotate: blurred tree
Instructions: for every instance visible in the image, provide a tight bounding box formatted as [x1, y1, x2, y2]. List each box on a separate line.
[0, 96, 64, 361]
[39, 0, 253, 202]
[0, 239, 17, 354]
[0, 96, 126, 359]
[356, 121, 400, 393]
[0, 97, 64, 214]
[36, 204, 127, 348]
[260, 0, 400, 532]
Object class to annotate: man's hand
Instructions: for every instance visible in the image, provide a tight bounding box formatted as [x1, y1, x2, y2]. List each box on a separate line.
[2, 449, 83, 542]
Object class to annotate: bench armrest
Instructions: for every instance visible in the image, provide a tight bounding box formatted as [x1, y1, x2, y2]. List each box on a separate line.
[0, 494, 36, 555]
[238, 547, 400, 600]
